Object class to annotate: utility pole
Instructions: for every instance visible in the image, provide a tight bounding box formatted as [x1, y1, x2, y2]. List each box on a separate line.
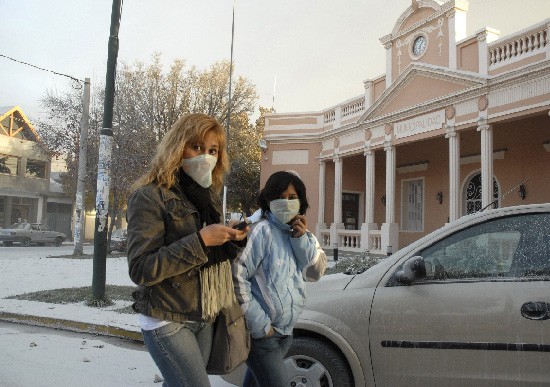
[73, 78, 90, 256]
[92, 0, 122, 302]
[222, 0, 236, 220]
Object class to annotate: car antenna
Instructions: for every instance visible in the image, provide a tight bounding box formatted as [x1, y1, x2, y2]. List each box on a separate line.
[479, 177, 531, 212]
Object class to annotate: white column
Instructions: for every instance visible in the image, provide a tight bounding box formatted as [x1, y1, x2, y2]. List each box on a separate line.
[385, 42, 393, 88]
[381, 141, 399, 254]
[333, 156, 343, 225]
[446, 124, 460, 222]
[361, 148, 378, 251]
[330, 156, 344, 249]
[477, 123, 494, 209]
[364, 149, 375, 224]
[316, 160, 326, 236]
[384, 142, 396, 224]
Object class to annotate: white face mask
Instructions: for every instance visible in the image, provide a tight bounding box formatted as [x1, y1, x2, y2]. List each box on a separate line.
[181, 154, 217, 188]
[269, 199, 300, 224]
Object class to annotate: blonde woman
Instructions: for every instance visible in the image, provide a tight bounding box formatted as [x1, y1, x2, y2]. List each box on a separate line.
[126, 113, 249, 386]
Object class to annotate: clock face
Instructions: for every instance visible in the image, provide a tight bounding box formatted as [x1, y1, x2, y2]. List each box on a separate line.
[412, 35, 427, 56]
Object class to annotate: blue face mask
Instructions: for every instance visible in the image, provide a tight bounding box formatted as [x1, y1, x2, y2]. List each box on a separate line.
[269, 199, 300, 224]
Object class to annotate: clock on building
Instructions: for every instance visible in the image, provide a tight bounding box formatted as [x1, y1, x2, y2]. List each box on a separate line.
[412, 35, 427, 57]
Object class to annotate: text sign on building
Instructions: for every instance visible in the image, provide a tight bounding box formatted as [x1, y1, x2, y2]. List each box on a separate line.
[394, 110, 444, 139]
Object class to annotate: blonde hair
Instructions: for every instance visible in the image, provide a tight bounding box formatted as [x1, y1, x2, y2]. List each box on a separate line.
[133, 113, 229, 192]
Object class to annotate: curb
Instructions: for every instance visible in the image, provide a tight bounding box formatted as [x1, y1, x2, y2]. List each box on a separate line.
[0, 311, 143, 342]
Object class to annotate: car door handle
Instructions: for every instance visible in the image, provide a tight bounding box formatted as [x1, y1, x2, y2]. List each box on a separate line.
[521, 302, 550, 321]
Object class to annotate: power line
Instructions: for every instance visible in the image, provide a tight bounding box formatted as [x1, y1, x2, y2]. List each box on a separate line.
[0, 53, 84, 84]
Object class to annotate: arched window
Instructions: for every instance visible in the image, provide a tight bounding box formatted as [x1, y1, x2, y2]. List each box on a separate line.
[465, 173, 499, 215]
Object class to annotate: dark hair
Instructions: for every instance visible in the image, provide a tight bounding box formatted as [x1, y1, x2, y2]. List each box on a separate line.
[258, 171, 309, 216]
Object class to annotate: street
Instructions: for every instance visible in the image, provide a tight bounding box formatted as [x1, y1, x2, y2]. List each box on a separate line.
[0, 320, 235, 387]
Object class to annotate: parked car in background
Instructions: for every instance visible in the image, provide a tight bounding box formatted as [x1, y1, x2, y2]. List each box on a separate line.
[109, 228, 127, 253]
[0, 222, 67, 247]
[224, 203, 550, 386]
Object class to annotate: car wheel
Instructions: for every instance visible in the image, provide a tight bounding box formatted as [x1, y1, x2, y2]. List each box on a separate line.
[285, 337, 353, 387]
[3, 242, 13, 247]
[20, 238, 31, 247]
[54, 237, 63, 247]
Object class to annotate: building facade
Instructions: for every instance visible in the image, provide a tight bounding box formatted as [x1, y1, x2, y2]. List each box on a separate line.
[260, 0, 550, 254]
[0, 106, 73, 237]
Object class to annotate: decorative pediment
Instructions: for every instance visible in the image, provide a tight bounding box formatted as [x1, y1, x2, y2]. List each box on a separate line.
[0, 106, 40, 142]
[360, 64, 485, 122]
[381, 0, 452, 45]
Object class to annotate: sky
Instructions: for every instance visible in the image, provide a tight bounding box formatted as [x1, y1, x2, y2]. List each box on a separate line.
[2, 0, 550, 125]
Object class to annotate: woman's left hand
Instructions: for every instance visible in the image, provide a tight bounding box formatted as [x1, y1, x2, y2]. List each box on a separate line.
[290, 215, 306, 238]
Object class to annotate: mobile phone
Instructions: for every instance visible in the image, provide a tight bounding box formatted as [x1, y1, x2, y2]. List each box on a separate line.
[233, 220, 249, 230]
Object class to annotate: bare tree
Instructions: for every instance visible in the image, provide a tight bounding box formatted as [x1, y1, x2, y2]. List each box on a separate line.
[37, 54, 261, 243]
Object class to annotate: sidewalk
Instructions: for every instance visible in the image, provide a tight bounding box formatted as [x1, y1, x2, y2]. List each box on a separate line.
[0, 244, 357, 342]
[0, 244, 141, 341]
[0, 244, 236, 385]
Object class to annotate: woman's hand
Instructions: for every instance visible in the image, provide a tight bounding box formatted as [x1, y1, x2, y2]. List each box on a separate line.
[199, 223, 248, 246]
[264, 326, 275, 338]
[289, 215, 307, 238]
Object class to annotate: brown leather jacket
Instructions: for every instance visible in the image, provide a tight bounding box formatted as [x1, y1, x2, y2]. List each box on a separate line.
[126, 183, 242, 322]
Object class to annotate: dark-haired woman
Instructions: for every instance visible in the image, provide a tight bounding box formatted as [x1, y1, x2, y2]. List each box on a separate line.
[233, 170, 327, 386]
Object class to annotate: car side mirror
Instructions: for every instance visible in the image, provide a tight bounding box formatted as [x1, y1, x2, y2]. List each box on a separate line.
[395, 256, 427, 285]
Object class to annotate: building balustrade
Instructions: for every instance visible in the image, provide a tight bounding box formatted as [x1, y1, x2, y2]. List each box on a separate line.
[319, 227, 384, 255]
[489, 22, 549, 68]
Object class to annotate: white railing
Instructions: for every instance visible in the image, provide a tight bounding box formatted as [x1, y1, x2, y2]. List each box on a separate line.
[318, 227, 385, 255]
[369, 230, 382, 253]
[323, 95, 366, 126]
[489, 21, 549, 68]
[341, 97, 365, 118]
[338, 229, 361, 250]
[324, 110, 335, 123]
[320, 229, 331, 249]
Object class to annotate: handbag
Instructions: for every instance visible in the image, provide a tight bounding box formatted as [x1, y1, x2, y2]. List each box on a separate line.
[206, 300, 251, 375]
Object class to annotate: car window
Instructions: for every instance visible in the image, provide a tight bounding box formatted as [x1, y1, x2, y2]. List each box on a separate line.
[31, 224, 40, 231]
[419, 213, 550, 280]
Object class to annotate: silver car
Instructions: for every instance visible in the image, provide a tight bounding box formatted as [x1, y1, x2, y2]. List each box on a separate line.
[0, 222, 67, 247]
[225, 203, 550, 386]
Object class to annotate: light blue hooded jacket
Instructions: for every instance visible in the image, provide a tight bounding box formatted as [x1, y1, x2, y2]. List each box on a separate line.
[232, 212, 327, 339]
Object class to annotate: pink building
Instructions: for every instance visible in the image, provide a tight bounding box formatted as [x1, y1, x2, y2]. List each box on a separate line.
[260, 0, 550, 254]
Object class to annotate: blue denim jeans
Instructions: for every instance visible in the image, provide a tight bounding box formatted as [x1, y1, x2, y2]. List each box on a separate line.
[243, 333, 293, 387]
[142, 321, 213, 387]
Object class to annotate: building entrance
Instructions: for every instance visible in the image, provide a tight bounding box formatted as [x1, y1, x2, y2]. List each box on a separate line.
[342, 193, 359, 230]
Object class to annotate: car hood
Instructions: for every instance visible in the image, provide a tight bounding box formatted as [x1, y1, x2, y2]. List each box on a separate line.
[306, 272, 355, 294]
[0, 228, 17, 233]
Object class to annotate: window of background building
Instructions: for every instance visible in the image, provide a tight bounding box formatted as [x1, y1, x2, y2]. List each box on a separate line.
[25, 159, 47, 178]
[402, 179, 424, 232]
[0, 154, 19, 175]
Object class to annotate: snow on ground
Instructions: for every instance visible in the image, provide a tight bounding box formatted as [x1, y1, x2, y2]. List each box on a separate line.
[0, 244, 235, 386]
